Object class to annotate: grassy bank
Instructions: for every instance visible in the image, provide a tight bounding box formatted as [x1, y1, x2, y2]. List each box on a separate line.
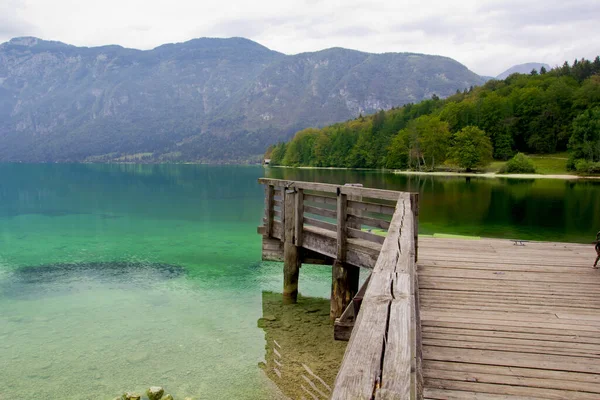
[485, 153, 569, 175]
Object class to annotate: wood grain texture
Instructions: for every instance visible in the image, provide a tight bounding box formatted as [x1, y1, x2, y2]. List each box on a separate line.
[283, 189, 300, 304]
[258, 178, 405, 202]
[333, 196, 420, 400]
[420, 237, 600, 399]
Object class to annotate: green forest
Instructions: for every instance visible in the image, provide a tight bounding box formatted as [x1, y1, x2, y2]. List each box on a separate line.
[266, 57, 600, 174]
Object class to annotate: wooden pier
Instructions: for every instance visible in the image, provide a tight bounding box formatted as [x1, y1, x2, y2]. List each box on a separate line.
[257, 178, 600, 400]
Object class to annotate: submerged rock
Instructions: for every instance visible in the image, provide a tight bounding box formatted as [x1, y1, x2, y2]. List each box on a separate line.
[146, 386, 165, 400]
[1, 261, 187, 299]
[122, 393, 141, 400]
[163, 395, 174, 400]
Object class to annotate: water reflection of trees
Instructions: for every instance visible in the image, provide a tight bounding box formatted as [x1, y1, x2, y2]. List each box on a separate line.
[264, 167, 600, 242]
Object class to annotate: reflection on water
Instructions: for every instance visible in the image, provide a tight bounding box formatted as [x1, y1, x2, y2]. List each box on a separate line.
[258, 291, 346, 399]
[266, 168, 600, 243]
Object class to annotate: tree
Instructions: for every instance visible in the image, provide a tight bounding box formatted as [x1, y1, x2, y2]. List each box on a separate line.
[540, 66, 547, 74]
[269, 142, 287, 165]
[568, 107, 600, 162]
[387, 115, 451, 171]
[449, 126, 493, 171]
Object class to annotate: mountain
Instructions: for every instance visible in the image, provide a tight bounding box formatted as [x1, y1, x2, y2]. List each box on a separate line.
[496, 63, 551, 80]
[0, 37, 486, 163]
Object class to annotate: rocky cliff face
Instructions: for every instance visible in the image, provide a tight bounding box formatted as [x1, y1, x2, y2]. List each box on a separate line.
[0, 37, 485, 162]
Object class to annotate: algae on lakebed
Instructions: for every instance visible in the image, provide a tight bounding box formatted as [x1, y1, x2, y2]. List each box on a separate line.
[258, 291, 347, 399]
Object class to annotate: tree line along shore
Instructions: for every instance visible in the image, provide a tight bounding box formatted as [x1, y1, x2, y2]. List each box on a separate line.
[265, 57, 600, 176]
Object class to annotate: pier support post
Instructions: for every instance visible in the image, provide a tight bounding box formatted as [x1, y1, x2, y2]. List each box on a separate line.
[283, 188, 300, 304]
[330, 187, 360, 319]
[331, 261, 360, 319]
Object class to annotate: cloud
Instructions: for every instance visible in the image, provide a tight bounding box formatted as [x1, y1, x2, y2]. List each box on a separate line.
[0, 0, 38, 38]
[0, 0, 598, 76]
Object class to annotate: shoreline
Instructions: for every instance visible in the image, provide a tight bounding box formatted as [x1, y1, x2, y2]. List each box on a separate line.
[267, 165, 600, 180]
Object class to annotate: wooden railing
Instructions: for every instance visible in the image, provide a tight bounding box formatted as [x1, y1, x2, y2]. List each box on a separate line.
[257, 178, 422, 399]
[258, 178, 406, 267]
[331, 194, 422, 399]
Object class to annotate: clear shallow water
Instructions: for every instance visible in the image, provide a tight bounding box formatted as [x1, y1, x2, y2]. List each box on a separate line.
[0, 164, 599, 399]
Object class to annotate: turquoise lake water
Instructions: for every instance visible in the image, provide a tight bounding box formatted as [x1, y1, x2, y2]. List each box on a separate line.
[0, 164, 599, 399]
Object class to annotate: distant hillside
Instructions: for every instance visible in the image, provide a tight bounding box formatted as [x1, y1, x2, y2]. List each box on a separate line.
[0, 37, 485, 163]
[268, 57, 600, 171]
[496, 62, 551, 79]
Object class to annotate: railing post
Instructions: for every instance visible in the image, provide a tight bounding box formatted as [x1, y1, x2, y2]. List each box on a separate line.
[283, 188, 300, 304]
[265, 185, 274, 237]
[409, 192, 423, 399]
[294, 188, 304, 247]
[331, 188, 359, 319]
[336, 188, 347, 262]
[410, 193, 419, 262]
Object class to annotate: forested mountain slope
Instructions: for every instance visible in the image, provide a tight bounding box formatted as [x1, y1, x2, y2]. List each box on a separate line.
[268, 57, 600, 172]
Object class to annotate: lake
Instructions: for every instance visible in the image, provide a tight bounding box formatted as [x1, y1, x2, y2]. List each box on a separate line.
[0, 164, 598, 399]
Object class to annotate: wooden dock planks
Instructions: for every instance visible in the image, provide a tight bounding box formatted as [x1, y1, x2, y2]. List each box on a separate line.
[419, 237, 600, 400]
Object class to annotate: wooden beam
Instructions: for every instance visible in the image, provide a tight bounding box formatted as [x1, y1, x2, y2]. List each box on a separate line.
[337, 191, 347, 262]
[411, 192, 419, 262]
[333, 195, 420, 400]
[304, 204, 337, 219]
[334, 273, 372, 341]
[258, 177, 407, 202]
[347, 227, 386, 245]
[283, 189, 300, 304]
[295, 188, 304, 247]
[304, 216, 337, 232]
[330, 260, 360, 320]
[347, 214, 391, 230]
[265, 184, 274, 237]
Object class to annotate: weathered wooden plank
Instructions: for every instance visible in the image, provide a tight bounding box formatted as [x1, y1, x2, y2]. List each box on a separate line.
[258, 178, 407, 202]
[295, 188, 304, 247]
[347, 214, 391, 230]
[272, 220, 283, 240]
[423, 368, 600, 394]
[337, 192, 348, 262]
[424, 378, 600, 400]
[334, 273, 372, 341]
[423, 346, 600, 374]
[303, 216, 337, 232]
[304, 193, 337, 206]
[262, 237, 283, 262]
[333, 194, 419, 400]
[347, 227, 386, 245]
[348, 200, 396, 216]
[331, 297, 390, 400]
[376, 295, 411, 399]
[331, 260, 360, 319]
[265, 185, 274, 237]
[423, 387, 553, 400]
[283, 189, 300, 304]
[304, 204, 337, 219]
[301, 225, 380, 269]
[423, 360, 600, 385]
[410, 193, 419, 262]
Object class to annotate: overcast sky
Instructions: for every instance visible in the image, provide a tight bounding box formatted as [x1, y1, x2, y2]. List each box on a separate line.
[2, 0, 599, 76]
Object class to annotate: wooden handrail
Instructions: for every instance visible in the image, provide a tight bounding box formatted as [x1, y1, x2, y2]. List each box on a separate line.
[331, 194, 422, 400]
[258, 178, 403, 202]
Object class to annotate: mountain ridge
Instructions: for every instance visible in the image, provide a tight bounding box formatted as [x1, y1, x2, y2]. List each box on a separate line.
[0, 36, 486, 163]
[496, 62, 551, 80]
